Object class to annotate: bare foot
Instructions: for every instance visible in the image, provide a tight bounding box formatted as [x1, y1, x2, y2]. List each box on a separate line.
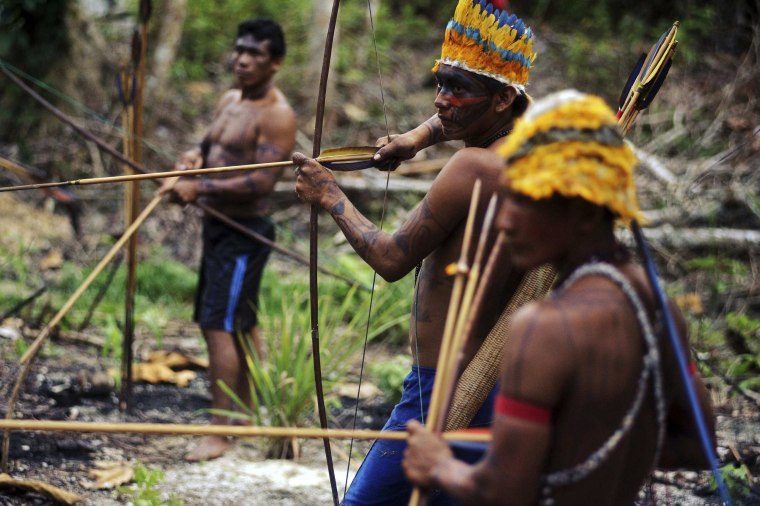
[184, 435, 232, 462]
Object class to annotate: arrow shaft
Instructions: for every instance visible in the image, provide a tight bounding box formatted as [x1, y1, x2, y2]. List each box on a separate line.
[0, 419, 491, 442]
[0, 154, 374, 193]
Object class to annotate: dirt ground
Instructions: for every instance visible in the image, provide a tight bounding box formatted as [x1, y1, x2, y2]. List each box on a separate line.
[0, 185, 758, 505]
[0, 328, 384, 506]
[0, 323, 758, 505]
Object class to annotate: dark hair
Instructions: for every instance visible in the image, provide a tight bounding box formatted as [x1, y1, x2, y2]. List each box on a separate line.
[512, 92, 529, 117]
[236, 18, 286, 59]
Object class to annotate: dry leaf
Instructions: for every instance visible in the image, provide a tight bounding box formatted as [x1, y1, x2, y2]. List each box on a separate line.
[40, 249, 64, 270]
[674, 292, 704, 315]
[147, 350, 208, 369]
[107, 350, 204, 387]
[133, 362, 178, 384]
[107, 362, 198, 387]
[81, 463, 134, 490]
[0, 473, 83, 504]
[173, 369, 197, 388]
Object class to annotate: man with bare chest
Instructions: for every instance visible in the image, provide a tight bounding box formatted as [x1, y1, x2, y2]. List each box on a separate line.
[294, 2, 535, 504]
[403, 90, 715, 505]
[159, 18, 296, 461]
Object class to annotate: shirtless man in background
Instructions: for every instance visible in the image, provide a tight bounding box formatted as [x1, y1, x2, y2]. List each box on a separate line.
[160, 17, 296, 462]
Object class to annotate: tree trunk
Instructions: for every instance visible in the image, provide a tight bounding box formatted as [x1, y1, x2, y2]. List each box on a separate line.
[305, 0, 339, 147]
[148, 0, 187, 122]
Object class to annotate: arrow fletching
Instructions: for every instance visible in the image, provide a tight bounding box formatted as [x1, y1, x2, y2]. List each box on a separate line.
[618, 53, 646, 112]
[617, 21, 679, 134]
[640, 57, 673, 109]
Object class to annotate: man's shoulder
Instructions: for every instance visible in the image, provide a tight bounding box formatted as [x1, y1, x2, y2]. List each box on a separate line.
[448, 146, 503, 169]
[258, 88, 296, 119]
[510, 297, 568, 337]
[220, 89, 241, 104]
[435, 147, 504, 187]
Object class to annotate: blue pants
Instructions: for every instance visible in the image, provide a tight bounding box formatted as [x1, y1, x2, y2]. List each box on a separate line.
[343, 366, 496, 506]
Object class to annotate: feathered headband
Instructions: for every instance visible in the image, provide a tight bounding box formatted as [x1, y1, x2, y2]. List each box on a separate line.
[497, 89, 643, 222]
[432, 0, 536, 91]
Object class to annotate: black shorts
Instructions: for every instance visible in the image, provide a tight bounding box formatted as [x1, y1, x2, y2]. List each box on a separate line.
[194, 216, 274, 332]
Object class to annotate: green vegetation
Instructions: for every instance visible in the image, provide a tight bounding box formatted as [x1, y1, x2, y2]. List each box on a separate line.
[54, 248, 196, 332]
[212, 256, 410, 458]
[0, 242, 195, 360]
[711, 462, 753, 503]
[116, 462, 184, 506]
[368, 354, 412, 406]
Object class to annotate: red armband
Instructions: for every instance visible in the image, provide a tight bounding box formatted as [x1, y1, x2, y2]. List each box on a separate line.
[688, 361, 698, 377]
[495, 393, 552, 425]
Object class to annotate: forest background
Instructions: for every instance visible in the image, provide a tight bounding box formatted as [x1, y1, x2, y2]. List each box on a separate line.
[0, 0, 758, 504]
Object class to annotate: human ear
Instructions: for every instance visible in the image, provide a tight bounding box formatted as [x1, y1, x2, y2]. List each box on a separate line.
[495, 86, 517, 113]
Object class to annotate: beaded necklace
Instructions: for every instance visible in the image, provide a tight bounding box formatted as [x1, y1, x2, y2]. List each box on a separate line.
[478, 129, 510, 148]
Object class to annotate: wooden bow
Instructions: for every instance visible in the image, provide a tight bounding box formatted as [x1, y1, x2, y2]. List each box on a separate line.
[310, 2, 342, 504]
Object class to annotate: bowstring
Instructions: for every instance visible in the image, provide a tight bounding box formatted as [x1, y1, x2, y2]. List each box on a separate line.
[342, 0, 394, 496]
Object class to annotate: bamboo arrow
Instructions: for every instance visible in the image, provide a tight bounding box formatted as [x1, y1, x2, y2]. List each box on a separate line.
[617, 22, 679, 135]
[0, 151, 377, 193]
[0, 419, 491, 443]
[409, 179, 483, 506]
[437, 194, 499, 430]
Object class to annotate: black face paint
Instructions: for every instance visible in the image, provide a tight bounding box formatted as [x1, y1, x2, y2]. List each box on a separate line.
[234, 35, 269, 58]
[434, 66, 496, 134]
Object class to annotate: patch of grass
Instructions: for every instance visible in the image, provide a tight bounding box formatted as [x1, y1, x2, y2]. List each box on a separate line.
[687, 316, 723, 349]
[368, 354, 412, 405]
[0, 241, 33, 289]
[710, 462, 753, 503]
[54, 248, 196, 331]
[685, 256, 749, 299]
[213, 256, 409, 458]
[116, 462, 184, 506]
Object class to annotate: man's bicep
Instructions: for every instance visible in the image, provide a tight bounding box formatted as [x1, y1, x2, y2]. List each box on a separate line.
[425, 154, 486, 227]
[391, 197, 453, 265]
[473, 415, 551, 505]
[257, 107, 297, 163]
[500, 305, 572, 409]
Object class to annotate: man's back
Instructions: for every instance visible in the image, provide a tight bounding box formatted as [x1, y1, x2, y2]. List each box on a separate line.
[522, 264, 664, 504]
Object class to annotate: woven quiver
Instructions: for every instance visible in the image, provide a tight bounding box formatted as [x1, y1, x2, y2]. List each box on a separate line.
[444, 263, 556, 431]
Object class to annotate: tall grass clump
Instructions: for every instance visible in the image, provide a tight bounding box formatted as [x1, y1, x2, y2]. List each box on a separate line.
[214, 259, 410, 458]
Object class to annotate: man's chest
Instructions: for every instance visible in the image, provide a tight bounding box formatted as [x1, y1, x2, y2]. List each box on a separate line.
[209, 104, 262, 145]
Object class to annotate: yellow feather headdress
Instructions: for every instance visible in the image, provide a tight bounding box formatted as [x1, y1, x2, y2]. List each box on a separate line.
[497, 89, 643, 222]
[432, 0, 536, 90]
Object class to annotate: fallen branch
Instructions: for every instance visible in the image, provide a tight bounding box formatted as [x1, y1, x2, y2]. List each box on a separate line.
[619, 226, 760, 252]
[634, 147, 677, 185]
